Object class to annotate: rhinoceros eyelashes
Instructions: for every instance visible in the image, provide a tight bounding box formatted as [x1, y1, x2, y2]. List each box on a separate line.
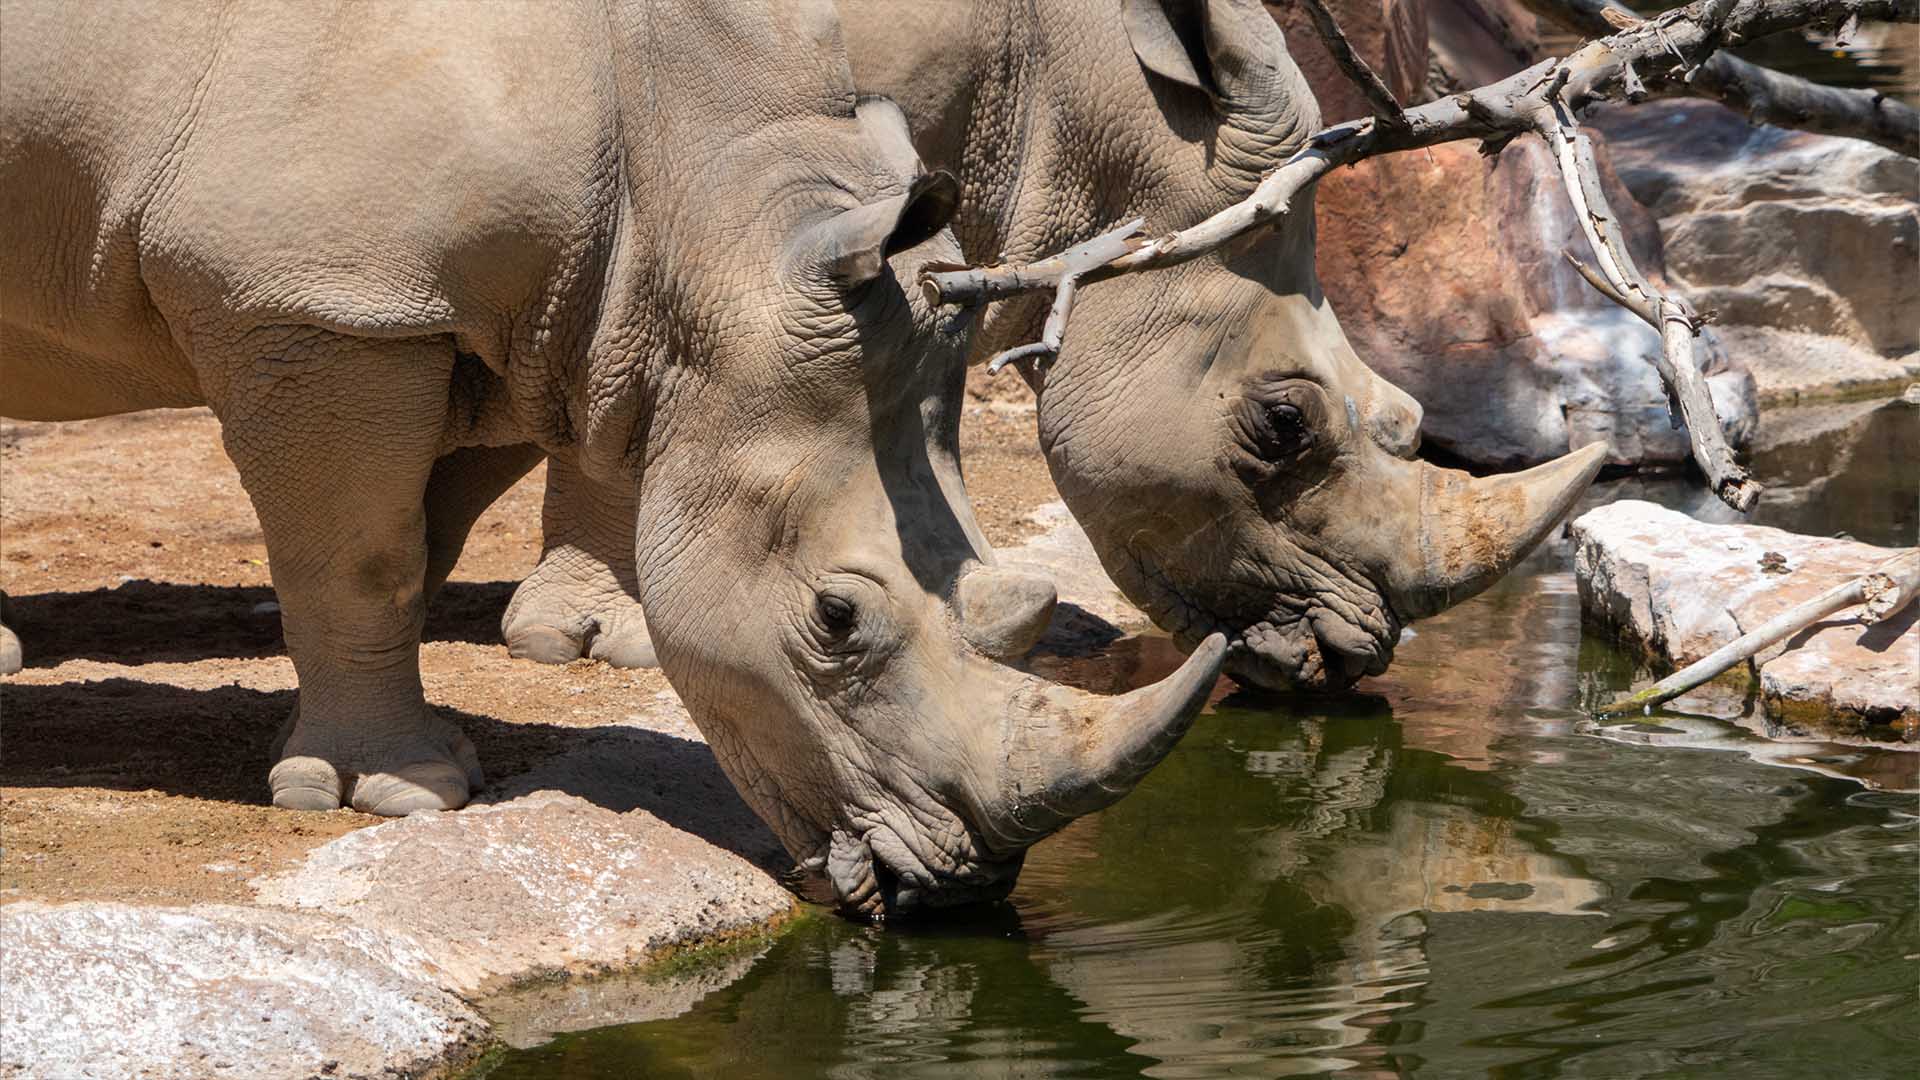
[815, 593, 858, 637]
[1259, 402, 1312, 459]
[805, 578, 888, 658]
[1226, 383, 1322, 487]
[791, 574, 903, 687]
[1251, 397, 1313, 461]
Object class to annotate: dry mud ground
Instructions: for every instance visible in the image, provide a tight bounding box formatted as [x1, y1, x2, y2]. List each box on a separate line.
[0, 371, 1054, 907]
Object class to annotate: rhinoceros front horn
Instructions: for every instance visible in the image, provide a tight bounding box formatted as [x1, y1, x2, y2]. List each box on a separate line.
[986, 633, 1227, 849]
[1387, 441, 1611, 620]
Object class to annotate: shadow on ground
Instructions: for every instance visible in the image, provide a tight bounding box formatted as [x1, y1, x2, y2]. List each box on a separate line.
[0, 675, 780, 870]
[3, 579, 518, 666]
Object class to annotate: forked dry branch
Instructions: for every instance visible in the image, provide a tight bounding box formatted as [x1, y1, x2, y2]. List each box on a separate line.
[1518, 0, 1920, 154]
[920, 0, 1917, 512]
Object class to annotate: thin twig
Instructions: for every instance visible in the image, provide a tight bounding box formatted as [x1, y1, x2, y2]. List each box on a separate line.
[1294, 0, 1409, 128]
[917, 217, 1146, 311]
[1595, 549, 1920, 715]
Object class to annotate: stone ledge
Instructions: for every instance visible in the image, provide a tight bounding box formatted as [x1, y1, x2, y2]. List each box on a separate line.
[0, 499, 1134, 1078]
[251, 791, 798, 999]
[1571, 500, 1918, 739]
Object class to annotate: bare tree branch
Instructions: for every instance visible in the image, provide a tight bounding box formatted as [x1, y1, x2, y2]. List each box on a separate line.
[921, 0, 1916, 511]
[1543, 108, 1761, 509]
[1518, 0, 1920, 155]
[1681, 50, 1920, 154]
[1294, 0, 1409, 128]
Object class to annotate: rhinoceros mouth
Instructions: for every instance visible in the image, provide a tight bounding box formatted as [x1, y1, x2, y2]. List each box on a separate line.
[798, 815, 1024, 921]
[1122, 547, 1399, 694]
[1224, 614, 1396, 693]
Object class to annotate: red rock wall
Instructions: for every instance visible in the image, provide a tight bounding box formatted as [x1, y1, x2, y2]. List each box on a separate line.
[1266, 0, 1691, 466]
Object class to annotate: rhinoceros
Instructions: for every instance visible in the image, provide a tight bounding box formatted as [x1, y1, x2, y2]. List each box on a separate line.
[501, 0, 1608, 692]
[0, 0, 1226, 916]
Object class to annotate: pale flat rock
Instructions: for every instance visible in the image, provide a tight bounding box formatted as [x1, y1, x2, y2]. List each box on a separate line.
[253, 790, 795, 998]
[1572, 500, 1918, 738]
[0, 901, 487, 1080]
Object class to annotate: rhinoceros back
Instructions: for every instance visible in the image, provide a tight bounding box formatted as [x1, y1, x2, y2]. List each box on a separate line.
[0, 0, 621, 422]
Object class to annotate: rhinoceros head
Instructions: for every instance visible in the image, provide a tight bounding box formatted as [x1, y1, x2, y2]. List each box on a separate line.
[607, 10, 1224, 919]
[968, 0, 1606, 691]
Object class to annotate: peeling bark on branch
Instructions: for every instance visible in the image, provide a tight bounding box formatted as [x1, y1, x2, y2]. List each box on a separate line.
[921, 0, 1917, 511]
[1544, 112, 1761, 509]
[1518, 0, 1920, 155]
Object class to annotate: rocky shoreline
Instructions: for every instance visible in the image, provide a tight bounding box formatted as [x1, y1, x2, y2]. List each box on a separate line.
[1572, 500, 1919, 740]
[0, 506, 1139, 1080]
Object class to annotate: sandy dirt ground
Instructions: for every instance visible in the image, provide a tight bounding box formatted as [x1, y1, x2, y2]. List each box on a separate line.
[0, 368, 1053, 907]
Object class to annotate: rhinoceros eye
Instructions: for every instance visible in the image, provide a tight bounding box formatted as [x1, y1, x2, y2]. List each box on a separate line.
[815, 593, 858, 636]
[1259, 402, 1312, 458]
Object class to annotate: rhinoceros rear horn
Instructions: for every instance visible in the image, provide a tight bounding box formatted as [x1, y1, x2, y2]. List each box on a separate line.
[985, 633, 1227, 849]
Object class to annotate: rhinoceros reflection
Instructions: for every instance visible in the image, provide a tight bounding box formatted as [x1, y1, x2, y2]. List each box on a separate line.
[713, 702, 1598, 1077]
[486, 691, 1904, 1078]
[1020, 709, 1603, 1078]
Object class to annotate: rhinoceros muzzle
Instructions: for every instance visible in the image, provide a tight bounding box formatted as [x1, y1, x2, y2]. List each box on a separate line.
[794, 632, 1229, 919]
[1131, 442, 1611, 694]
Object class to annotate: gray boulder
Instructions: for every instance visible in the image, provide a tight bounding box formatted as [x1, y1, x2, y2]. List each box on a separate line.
[1593, 100, 1920, 401]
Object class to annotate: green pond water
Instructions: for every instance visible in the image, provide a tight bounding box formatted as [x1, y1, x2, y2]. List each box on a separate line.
[478, 401, 1917, 1079]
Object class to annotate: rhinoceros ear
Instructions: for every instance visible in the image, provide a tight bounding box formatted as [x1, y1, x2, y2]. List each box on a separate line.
[1127, 0, 1319, 188]
[1123, 0, 1218, 95]
[1126, 0, 1311, 116]
[804, 170, 960, 289]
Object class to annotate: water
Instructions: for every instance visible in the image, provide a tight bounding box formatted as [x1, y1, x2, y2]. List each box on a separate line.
[478, 402, 1917, 1079]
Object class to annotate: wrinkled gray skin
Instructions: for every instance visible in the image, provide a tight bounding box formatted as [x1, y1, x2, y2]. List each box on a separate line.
[0, 0, 1226, 916]
[512, 0, 1607, 694]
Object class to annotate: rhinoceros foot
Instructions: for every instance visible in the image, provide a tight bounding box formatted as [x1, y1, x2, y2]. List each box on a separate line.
[0, 592, 20, 675]
[501, 552, 657, 670]
[268, 704, 483, 816]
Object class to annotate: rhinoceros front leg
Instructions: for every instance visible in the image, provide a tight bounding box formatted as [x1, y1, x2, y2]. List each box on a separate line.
[500, 454, 656, 668]
[0, 592, 21, 675]
[209, 329, 481, 815]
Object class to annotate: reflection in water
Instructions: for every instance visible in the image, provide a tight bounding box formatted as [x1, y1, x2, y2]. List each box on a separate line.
[1581, 712, 1920, 791]
[479, 404, 1917, 1078]
[1606, 399, 1919, 549]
